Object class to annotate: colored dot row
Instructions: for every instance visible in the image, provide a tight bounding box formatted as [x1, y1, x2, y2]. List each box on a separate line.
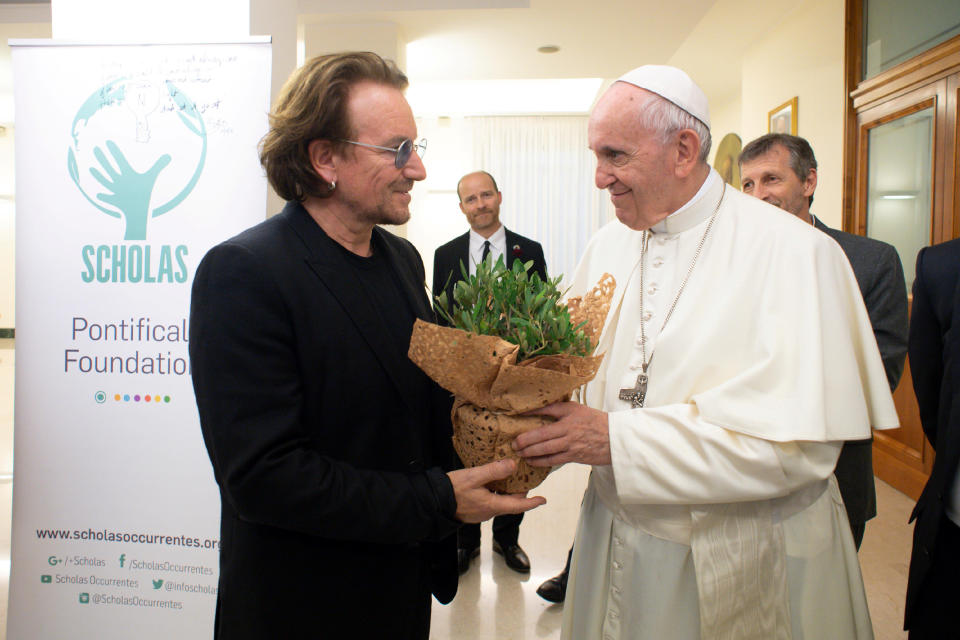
[114, 394, 172, 403]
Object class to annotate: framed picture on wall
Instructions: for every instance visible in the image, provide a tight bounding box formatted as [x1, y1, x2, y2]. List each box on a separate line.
[768, 97, 798, 135]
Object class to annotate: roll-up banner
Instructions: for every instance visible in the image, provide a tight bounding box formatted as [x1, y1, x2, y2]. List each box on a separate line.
[8, 39, 271, 638]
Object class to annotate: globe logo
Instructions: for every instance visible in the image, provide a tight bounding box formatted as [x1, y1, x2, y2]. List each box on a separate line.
[67, 78, 207, 241]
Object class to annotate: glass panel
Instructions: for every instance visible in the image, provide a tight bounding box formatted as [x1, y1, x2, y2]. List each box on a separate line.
[866, 107, 934, 288]
[864, 0, 960, 80]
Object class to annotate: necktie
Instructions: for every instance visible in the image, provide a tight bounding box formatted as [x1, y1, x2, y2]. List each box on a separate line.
[481, 240, 491, 264]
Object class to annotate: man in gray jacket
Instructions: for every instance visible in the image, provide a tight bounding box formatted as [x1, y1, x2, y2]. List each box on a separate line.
[739, 133, 908, 548]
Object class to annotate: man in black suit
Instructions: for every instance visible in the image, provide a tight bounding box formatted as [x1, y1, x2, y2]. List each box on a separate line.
[432, 170, 547, 575]
[189, 52, 543, 640]
[904, 238, 960, 638]
[739, 133, 908, 549]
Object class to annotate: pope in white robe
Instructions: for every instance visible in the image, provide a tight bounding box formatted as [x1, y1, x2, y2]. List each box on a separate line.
[514, 66, 898, 640]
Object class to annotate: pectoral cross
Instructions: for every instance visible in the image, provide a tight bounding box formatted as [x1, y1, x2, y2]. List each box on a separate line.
[618, 367, 648, 408]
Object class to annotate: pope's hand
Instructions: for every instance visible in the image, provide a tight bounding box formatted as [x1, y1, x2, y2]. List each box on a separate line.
[448, 459, 546, 524]
[513, 402, 612, 467]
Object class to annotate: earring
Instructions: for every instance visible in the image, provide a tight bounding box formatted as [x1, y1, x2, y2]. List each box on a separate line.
[328, 180, 336, 191]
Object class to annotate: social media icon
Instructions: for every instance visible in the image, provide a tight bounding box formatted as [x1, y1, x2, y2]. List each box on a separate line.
[119, 553, 126, 568]
[48, 556, 59, 566]
[152, 579, 163, 590]
[41, 575, 52, 584]
[94, 391, 106, 404]
[79, 592, 89, 604]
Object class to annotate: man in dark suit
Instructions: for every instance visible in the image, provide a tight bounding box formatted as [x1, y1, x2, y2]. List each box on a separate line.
[904, 238, 960, 638]
[432, 170, 547, 575]
[739, 133, 908, 549]
[189, 52, 543, 640]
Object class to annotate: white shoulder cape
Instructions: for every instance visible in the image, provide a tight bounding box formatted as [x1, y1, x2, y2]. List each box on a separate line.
[570, 176, 898, 443]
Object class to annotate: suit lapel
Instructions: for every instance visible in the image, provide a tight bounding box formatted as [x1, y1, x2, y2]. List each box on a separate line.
[455, 233, 470, 278]
[442, 233, 470, 304]
[505, 228, 543, 278]
[813, 217, 841, 245]
[373, 226, 432, 322]
[283, 203, 424, 412]
[505, 228, 519, 268]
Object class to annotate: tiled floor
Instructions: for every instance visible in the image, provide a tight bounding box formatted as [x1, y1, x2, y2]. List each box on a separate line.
[428, 462, 588, 640]
[431, 469, 914, 640]
[0, 337, 916, 639]
[860, 478, 914, 640]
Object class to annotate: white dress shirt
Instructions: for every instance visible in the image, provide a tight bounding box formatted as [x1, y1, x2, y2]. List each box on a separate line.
[467, 225, 506, 276]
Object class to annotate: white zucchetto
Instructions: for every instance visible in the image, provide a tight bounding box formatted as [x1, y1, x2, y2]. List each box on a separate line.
[616, 65, 710, 128]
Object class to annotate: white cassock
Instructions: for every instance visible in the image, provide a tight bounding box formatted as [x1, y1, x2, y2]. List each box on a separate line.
[562, 169, 898, 640]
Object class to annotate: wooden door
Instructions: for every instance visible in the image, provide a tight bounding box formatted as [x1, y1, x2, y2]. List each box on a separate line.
[846, 65, 960, 499]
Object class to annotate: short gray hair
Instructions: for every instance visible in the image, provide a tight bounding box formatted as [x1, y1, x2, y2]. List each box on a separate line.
[738, 134, 818, 206]
[637, 93, 712, 163]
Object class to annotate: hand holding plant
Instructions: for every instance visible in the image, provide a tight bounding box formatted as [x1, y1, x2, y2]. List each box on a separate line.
[411, 257, 615, 492]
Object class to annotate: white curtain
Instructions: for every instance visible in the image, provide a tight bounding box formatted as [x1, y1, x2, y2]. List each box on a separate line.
[469, 116, 614, 287]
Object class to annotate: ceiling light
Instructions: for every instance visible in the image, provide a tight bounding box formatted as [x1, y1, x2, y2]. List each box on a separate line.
[880, 193, 918, 200]
[538, 45, 560, 54]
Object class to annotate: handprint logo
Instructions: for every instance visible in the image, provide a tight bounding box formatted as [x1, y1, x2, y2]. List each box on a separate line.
[67, 78, 207, 241]
[85, 141, 171, 240]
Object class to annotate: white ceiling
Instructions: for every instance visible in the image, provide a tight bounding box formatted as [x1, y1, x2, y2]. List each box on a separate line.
[300, 0, 803, 108]
[302, 0, 718, 81]
[0, 0, 806, 116]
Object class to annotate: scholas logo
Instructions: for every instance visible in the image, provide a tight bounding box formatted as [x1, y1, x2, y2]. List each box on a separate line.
[67, 78, 206, 283]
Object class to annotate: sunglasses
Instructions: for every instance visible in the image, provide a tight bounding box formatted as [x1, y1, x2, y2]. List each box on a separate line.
[339, 137, 428, 169]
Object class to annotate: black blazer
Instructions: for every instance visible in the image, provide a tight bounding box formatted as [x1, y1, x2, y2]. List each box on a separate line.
[814, 218, 908, 528]
[432, 227, 548, 319]
[905, 238, 960, 628]
[190, 202, 459, 639]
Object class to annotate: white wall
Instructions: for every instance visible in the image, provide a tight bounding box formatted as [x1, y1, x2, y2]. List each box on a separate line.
[404, 115, 475, 291]
[740, 0, 846, 228]
[251, 0, 299, 218]
[708, 92, 743, 167]
[302, 21, 407, 71]
[0, 21, 52, 329]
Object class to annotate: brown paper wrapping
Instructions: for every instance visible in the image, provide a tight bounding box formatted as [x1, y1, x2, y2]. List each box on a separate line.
[408, 273, 615, 493]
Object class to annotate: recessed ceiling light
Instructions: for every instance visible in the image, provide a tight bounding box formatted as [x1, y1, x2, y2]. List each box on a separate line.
[538, 45, 560, 54]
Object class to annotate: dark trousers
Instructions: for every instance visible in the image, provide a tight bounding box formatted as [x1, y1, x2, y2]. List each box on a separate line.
[458, 513, 523, 549]
[850, 521, 866, 550]
[907, 516, 960, 639]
